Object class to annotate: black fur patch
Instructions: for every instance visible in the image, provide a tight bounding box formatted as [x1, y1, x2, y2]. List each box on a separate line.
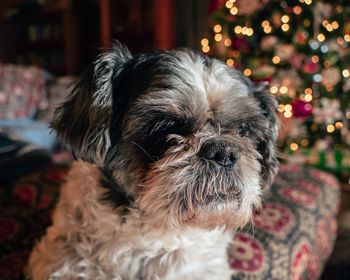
[109, 51, 188, 147]
[135, 115, 194, 161]
[99, 168, 133, 211]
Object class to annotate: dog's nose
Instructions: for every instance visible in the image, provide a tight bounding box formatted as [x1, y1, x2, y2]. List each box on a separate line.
[199, 139, 239, 166]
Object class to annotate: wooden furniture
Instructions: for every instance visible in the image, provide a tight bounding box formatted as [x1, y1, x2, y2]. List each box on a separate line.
[99, 0, 175, 51]
[0, 0, 176, 75]
[0, 0, 81, 75]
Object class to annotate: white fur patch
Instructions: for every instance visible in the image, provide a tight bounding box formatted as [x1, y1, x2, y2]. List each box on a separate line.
[28, 161, 234, 280]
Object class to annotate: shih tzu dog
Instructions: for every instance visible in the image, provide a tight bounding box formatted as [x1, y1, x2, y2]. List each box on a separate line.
[28, 42, 279, 280]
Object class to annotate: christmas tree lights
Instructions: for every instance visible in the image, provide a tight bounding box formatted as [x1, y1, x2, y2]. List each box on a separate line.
[203, 0, 350, 168]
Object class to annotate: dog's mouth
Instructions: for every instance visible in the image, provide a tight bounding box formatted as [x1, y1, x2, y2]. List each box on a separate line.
[138, 148, 261, 230]
[205, 189, 241, 203]
[180, 193, 251, 230]
[179, 185, 242, 213]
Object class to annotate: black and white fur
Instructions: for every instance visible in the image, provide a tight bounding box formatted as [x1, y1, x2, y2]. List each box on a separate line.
[28, 43, 279, 280]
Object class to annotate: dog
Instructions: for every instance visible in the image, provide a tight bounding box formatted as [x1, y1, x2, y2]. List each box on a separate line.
[28, 42, 279, 280]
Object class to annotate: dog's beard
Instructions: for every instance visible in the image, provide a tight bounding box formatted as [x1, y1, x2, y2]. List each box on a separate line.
[137, 135, 262, 231]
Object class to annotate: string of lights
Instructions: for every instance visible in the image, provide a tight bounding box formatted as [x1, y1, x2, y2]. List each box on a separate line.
[203, 0, 350, 161]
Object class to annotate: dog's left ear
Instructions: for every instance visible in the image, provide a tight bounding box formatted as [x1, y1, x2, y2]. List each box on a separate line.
[51, 42, 132, 165]
[246, 80, 279, 188]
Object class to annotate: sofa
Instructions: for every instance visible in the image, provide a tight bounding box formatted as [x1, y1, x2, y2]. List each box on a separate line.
[0, 64, 341, 279]
[0, 162, 340, 280]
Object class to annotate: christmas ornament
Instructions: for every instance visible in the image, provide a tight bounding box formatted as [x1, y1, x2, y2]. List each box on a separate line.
[290, 53, 304, 69]
[294, 29, 308, 45]
[276, 44, 295, 61]
[321, 67, 341, 87]
[208, 0, 224, 14]
[261, 36, 279, 50]
[313, 98, 343, 124]
[292, 99, 313, 118]
[303, 59, 319, 74]
[231, 38, 250, 52]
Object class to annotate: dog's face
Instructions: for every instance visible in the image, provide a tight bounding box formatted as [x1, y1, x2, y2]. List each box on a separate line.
[52, 43, 279, 230]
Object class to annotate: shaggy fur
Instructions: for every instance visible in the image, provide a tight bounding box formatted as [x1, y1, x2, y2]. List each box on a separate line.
[28, 43, 279, 280]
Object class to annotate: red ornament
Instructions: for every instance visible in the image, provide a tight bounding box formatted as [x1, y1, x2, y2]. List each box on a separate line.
[291, 54, 304, 69]
[292, 99, 313, 118]
[295, 31, 308, 45]
[303, 59, 319, 74]
[208, 0, 224, 14]
[232, 38, 250, 53]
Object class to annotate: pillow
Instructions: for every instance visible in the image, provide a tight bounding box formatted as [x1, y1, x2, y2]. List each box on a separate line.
[0, 64, 48, 119]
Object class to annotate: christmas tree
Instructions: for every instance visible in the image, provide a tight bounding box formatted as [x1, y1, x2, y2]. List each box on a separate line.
[203, 0, 350, 172]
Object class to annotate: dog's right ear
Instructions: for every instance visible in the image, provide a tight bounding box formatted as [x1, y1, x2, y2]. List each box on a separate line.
[51, 42, 132, 165]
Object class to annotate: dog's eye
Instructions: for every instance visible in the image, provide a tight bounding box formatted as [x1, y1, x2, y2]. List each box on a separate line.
[238, 123, 250, 137]
[151, 119, 191, 137]
[136, 119, 190, 162]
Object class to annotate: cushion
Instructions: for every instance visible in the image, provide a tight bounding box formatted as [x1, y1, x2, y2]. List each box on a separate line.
[0, 64, 47, 120]
[230, 164, 340, 279]
[0, 164, 340, 279]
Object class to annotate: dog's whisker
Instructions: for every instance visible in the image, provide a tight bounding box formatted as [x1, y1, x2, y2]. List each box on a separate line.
[130, 141, 155, 162]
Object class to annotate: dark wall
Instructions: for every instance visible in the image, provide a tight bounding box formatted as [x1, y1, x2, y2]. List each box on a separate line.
[175, 0, 210, 50]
